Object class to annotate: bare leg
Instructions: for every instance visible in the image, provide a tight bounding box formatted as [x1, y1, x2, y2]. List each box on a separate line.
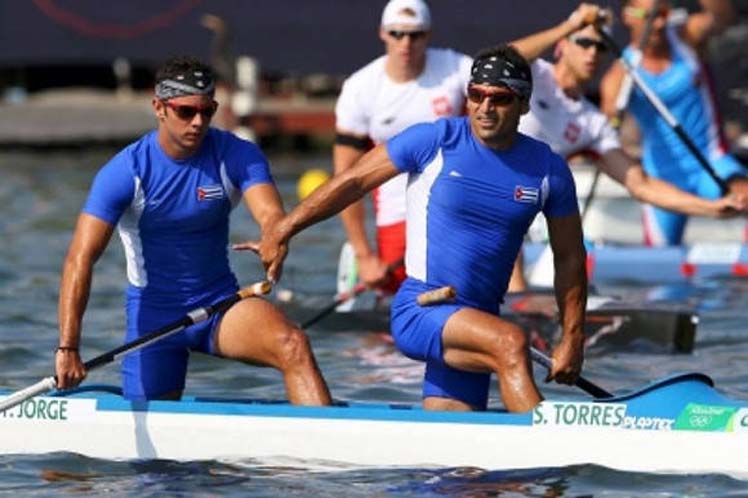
[440, 308, 541, 413]
[423, 397, 474, 411]
[214, 297, 331, 405]
[508, 251, 528, 293]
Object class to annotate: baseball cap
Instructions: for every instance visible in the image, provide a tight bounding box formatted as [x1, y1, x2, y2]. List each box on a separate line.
[381, 0, 431, 30]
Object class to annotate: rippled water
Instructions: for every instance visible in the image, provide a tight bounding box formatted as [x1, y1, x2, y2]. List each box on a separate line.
[1, 150, 748, 496]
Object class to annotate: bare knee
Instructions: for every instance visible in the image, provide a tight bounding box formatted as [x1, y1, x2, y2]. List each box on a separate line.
[274, 327, 315, 371]
[489, 324, 529, 372]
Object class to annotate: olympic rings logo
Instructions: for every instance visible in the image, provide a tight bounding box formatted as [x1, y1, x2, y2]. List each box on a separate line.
[688, 415, 713, 428]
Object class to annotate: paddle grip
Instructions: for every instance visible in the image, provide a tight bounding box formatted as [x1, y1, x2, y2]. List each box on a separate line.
[531, 347, 613, 398]
[0, 377, 56, 413]
[417, 286, 457, 306]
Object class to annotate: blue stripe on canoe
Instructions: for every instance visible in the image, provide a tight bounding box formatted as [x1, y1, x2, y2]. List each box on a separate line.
[82, 392, 534, 426]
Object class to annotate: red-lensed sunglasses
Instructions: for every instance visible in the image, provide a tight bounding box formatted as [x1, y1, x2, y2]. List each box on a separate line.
[467, 87, 518, 107]
[162, 100, 218, 120]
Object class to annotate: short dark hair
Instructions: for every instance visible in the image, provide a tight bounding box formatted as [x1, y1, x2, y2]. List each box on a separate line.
[155, 56, 214, 85]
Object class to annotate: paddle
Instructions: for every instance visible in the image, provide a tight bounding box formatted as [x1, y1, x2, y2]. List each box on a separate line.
[580, 167, 601, 224]
[417, 285, 614, 399]
[530, 348, 613, 398]
[0, 281, 272, 413]
[596, 24, 729, 195]
[301, 258, 404, 329]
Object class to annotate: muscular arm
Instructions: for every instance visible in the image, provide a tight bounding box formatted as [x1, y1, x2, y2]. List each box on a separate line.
[546, 213, 587, 384]
[243, 182, 286, 234]
[510, 3, 603, 62]
[57, 213, 115, 388]
[334, 141, 377, 258]
[600, 148, 743, 217]
[599, 62, 627, 118]
[261, 144, 401, 281]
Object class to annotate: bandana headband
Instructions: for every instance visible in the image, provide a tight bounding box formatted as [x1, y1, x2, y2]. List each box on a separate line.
[155, 70, 215, 100]
[469, 56, 532, 100]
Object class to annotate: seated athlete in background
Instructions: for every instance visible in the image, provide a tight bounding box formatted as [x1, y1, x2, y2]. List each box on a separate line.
[600, 0, 748, 246]
[506, 2, 747, 291]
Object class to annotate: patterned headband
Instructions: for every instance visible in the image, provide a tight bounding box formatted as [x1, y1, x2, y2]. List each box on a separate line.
[469, 56, 532, 99]
[155, 69, 215, 100]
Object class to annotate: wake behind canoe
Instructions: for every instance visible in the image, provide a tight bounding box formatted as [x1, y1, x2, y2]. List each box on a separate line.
[1, 373, 746, 479]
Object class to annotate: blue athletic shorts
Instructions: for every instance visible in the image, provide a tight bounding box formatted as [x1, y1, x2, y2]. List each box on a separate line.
[391, 278, 492, 409]
[121, 289, 233, 400]
[644, 153, 746, 245]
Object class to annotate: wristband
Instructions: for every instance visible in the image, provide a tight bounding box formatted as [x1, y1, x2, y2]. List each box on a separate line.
[56, 346, 79, 353]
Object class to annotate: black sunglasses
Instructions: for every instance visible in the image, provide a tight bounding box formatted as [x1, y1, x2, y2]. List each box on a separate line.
[387, 30, 427, 41]
[570, 36, 608, 53]
[163, 100, 218, 120]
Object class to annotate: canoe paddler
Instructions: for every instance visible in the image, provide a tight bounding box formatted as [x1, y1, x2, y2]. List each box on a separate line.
[333, 0, 474, 295]
[250, 45, 587, 412]
[56, 56, 331, 405]
[506, 2, 748, 291]
[599, 0, 748, 247]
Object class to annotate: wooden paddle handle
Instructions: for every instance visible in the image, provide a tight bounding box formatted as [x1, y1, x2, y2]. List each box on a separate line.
[417, 286, 457, 306]
[238, 281, 273, 299]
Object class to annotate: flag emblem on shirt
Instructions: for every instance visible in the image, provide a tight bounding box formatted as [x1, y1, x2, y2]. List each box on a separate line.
[197, 185, 224, 201]
[514, 185, 539, 204]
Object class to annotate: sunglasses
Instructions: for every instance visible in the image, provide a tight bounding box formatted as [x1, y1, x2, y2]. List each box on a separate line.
[625, 5, 670, 19]
[467, 87, 518, 107]
[570, 36, 609, 53]
[387, 30, 427, 41]
[163, 100, 218, 120]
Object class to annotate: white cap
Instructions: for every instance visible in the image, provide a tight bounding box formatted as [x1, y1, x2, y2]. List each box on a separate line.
[381, 0, 431, 30]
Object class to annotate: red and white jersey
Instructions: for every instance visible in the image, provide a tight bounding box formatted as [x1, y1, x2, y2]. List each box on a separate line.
[519, 59, 620, 158]
[335, 47, 472, 226]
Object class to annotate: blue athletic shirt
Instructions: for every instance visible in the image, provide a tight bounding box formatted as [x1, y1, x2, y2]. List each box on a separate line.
[387, 117, 578, 311]
[83, 128, 274, 308]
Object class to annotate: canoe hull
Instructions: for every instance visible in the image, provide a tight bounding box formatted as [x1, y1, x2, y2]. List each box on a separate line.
[1, 374, 747, 478]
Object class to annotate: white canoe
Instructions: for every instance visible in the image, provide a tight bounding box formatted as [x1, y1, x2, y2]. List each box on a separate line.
[1, 373, 747, 479]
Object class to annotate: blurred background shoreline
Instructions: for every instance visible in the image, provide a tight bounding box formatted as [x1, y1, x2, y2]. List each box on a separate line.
[0, 0, 746, 159]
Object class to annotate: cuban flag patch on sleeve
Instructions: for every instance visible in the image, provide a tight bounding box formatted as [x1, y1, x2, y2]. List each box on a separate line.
[197, 184, 225, 201]
[514, 185, 539, 204]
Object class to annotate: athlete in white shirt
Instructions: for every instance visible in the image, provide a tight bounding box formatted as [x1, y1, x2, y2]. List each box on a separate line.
[334, 0, 472, 293]
[507, 2, 747, 290]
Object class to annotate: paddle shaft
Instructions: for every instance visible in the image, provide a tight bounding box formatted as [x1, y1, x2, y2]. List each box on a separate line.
[0, 281, 271, 413]
[530, 348, 613, 398]
[583, 3, 662, 224]
[301, 258, 403, 329]
[597, 26, 729, 195]
[580, 168, 601, 223]
[612, 0, 662, 119]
